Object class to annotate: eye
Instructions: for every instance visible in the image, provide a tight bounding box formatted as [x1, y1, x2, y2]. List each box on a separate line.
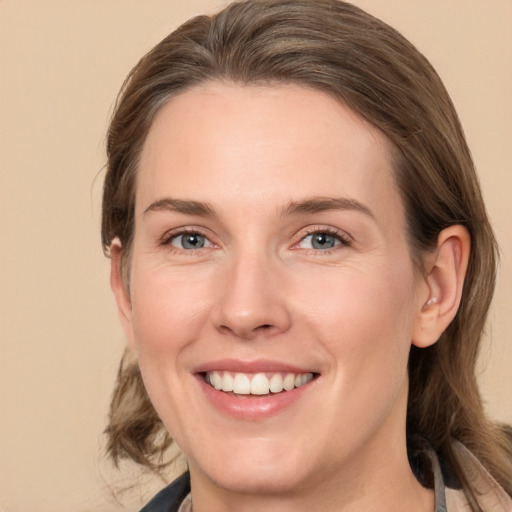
[170, 232, 212, 250]
[297, 230, 349, 251]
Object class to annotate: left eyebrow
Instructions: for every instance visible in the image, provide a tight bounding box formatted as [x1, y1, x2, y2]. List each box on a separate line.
[281, 196, 375, 219]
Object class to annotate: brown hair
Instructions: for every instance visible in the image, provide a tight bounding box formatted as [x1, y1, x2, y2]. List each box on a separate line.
[102, 0, 512, 507]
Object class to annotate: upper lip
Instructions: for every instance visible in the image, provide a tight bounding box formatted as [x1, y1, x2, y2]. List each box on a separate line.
[193, 358, 318, 375]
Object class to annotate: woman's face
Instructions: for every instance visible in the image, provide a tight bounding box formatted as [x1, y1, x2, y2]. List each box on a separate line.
[117, 83, 429, 497]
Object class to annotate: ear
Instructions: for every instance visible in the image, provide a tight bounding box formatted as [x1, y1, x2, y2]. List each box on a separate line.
[412, 225, 470, 348]
[110, 239, 137, 350]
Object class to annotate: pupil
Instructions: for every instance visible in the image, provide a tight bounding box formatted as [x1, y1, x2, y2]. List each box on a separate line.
[183, 234, 204, 249]
[312, 233, 335, 249]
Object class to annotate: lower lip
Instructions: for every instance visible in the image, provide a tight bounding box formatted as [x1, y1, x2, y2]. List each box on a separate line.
[196, 375, 316, 420]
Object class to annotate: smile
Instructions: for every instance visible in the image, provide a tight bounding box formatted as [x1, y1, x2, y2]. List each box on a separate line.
[205, 371, 314, 395]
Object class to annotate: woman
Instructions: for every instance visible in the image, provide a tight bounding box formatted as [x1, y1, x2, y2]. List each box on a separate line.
[102, 1, 512, 510]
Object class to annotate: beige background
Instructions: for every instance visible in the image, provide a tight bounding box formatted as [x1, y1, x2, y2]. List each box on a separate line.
[0, 1, 510, 511]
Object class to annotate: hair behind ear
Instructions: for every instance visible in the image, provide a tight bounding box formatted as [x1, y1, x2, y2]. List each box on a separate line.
[105, 347, 173, 470]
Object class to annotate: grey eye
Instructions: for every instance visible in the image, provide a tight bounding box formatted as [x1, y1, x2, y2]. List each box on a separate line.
[171, 233, 208, 249]
[311, 233, 337, 249]
[299, 232, 341, 250]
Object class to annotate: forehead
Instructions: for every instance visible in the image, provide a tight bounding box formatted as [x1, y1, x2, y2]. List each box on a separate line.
[137, 82, 402, 224]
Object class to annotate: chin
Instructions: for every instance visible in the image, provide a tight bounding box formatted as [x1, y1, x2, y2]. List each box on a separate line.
[205, 462, 306, 496]
[188, 437, 311, 495]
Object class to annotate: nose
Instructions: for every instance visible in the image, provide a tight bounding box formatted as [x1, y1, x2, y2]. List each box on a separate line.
[212, 253, 291, 340]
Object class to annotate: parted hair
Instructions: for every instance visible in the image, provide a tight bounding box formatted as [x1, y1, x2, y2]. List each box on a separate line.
[102, 1, 512, 509]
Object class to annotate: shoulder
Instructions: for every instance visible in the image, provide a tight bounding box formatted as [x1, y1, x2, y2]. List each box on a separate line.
[139, 471, 191, 512]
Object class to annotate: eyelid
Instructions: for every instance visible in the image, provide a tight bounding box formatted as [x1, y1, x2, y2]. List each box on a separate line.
[159, 226, 217, 249]
[291, 225, 353, 250]
[171, 233, 212, 249]
[157, 224, 352, 253]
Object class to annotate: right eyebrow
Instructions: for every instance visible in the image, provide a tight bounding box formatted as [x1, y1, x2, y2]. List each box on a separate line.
[143, 198, 216, 217]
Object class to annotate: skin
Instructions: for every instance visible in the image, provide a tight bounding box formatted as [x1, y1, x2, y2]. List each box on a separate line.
[111, 83, 469, 511]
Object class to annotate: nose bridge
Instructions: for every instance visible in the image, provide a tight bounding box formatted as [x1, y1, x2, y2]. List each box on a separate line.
[213, 246, 290, 339]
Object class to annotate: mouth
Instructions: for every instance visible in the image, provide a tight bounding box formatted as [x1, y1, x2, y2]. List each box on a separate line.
[194, 360, 320, 419]
[203, 371, 316, 396]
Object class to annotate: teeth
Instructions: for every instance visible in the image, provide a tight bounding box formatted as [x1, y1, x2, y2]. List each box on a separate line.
[269, 373, 284, 393]
[205, 371, 314, 395]
[251, 373, 269, 395]
[212, 371, 222, 390]
[222, 372, 234, 392]
[233, 373, 251, 394]
[283, 373, 295, 391]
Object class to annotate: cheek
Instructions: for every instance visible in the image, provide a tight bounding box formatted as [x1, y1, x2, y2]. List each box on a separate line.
[296, 257, 417, 377]
[304, 254, 415, 323]
[129, 261, 215, 358]
[127, 262, 217, 432]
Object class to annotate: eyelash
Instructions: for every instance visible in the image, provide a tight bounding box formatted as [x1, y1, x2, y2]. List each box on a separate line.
[295, 226, 352, 254]
[160, 228, 213, 252]
[159, 226, 352, 254]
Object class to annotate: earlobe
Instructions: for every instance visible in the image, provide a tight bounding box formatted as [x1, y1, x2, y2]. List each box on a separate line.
[110, 239, 137, 350]
[412, 225, 470, 348]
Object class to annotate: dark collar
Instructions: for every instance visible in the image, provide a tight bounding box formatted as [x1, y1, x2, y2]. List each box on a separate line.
[139, 471, 190, 512]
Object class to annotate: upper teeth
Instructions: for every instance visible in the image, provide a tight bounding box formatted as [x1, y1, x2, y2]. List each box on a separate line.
[206, 371, 314, 395]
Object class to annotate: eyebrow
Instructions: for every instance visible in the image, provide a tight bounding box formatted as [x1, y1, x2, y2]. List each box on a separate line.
[143, 198, 216, 217]
[281, 197, 374, 219]
[143, 196, 374, 220]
